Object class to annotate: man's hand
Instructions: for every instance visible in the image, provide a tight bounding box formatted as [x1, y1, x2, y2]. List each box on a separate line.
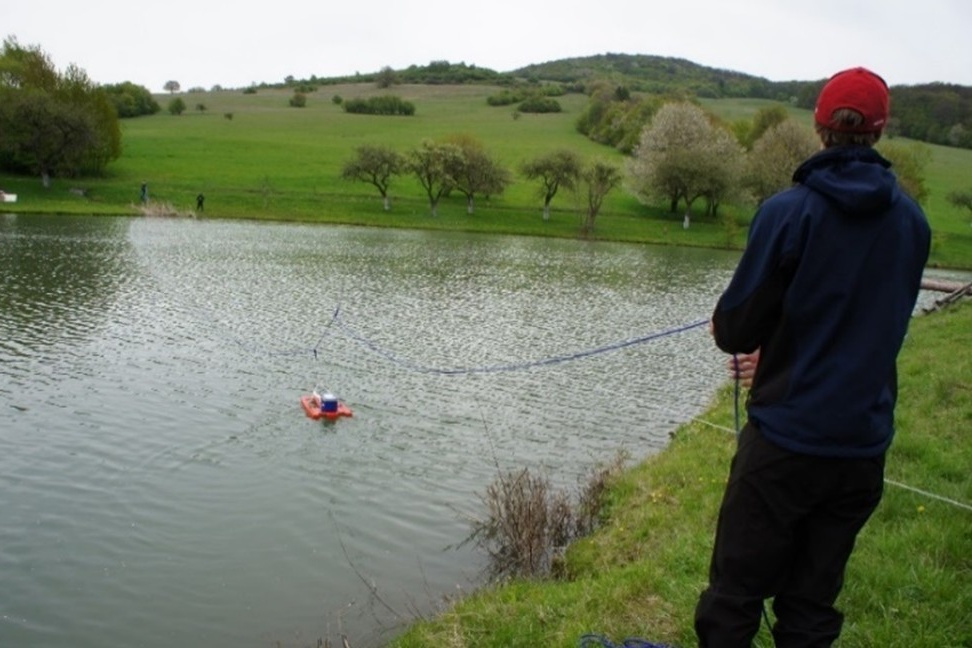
[729, 350, 760, 387]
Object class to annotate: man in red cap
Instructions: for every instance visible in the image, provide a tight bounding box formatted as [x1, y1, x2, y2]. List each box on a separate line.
[695, 68, 931, 646]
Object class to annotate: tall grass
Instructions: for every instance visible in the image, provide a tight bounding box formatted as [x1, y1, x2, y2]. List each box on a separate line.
[390, 300, 972, 647]
[2, 87, 971, 267]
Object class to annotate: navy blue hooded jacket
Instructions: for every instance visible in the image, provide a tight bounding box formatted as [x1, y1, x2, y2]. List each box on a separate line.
[712, 146, 931, 458]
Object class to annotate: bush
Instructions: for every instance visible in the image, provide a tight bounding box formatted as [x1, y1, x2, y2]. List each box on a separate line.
[289, 92, 307, 108]
[103, 81, 160, 118]
[487, 89, 527, 106]
[518, 96, 562, 114]
[342, 95, 415, 116]
[167, 97, 186, 115]
[464, 451, 627, 581]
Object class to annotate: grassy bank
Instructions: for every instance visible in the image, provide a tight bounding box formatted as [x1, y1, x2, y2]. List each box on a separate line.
[1, 85, 971, 268]
[390, 300, 972, 648]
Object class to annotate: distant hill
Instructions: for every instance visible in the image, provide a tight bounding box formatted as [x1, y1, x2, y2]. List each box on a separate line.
[511, 52, 813, 102]
[285, 53, 972, 150]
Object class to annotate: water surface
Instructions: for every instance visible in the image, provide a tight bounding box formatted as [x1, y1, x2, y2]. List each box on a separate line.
[1, 214, 952, 647]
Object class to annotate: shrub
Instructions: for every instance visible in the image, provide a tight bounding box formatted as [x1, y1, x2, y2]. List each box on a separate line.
[487, 89, 527, 106]
[464, 451, 627, 581]
[103, 81, 160, 118]
[289, 92, 307, 108]
[518, 96, 562, 113]
[342, 95, 415, 116]
[167, 97, 186, 115]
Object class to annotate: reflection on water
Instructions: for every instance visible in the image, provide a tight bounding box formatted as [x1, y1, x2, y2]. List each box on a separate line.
[0, 215, 959, 647]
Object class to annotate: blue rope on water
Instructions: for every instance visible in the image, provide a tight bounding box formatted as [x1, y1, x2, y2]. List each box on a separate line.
[333, 314, 710, 375]
[579, 633, 674, 648]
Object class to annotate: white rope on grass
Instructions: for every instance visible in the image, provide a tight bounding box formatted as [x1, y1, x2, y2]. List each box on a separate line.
[686, 410, 972, 513]
[883, 478, 972, 512]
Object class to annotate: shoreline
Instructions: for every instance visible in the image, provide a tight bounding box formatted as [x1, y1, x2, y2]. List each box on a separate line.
[3, 209, 971, 273]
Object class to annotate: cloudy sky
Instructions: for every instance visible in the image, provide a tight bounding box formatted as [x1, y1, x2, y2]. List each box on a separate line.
[3, 0, 970, 93]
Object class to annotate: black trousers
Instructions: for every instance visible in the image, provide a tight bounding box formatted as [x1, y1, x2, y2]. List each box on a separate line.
[695, 423, 885, 648]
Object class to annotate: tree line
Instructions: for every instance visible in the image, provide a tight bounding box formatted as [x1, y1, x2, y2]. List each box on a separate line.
[341, 138, 620, 233]
[342, 100, 935, 235]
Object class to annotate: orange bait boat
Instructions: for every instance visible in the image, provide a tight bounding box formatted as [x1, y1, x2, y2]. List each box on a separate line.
[300, 392, 353, 421]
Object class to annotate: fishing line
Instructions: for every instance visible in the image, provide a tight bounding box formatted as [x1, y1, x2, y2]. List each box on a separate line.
[134, 245, 972, 513]
[726, 377, 971, 512]
[883, 479, 972, 512]
[333, 313, 710, 375]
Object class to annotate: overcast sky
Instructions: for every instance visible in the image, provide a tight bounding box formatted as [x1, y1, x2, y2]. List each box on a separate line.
[3, 0, 970, 93]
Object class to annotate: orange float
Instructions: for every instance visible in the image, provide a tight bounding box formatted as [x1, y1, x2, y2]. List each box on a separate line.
[300, 392, 353, 421]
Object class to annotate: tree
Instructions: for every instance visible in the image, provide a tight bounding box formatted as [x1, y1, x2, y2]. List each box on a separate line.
[407, 140, 462, 217]
[947, 189, 972, 222]
[341, 145, 404, 210]
[163, 80, 180, 94]
[744, 120, 819, 204]
[376, 66, 397, 89]
[877, 141, 931, 205]
[576, 83, 660, 153]
[580, 160, 622, 234]
[627, 102, 744, 228]
[288, 92, 306, 107]
[743, 105, 789, 149]
[167, 97, 186, 115]
[520, 150, 582, 220]
[102, 81, 160, 117]
[0, 38, 121, 186]
[442, 134, 511, 214]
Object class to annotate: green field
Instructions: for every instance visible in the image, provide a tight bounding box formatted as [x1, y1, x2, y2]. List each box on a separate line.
[2, 84, 971, 267]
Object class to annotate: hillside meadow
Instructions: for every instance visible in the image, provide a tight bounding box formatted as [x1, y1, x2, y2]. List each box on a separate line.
[1, 83, 971, 267]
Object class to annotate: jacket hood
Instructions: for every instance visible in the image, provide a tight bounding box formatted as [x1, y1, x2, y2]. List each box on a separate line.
[793, 146, 899, 216]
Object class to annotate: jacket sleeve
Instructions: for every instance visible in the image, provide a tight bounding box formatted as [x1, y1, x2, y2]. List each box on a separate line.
[712, 203, 797, 354]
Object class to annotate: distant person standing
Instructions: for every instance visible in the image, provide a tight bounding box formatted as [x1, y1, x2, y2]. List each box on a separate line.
[140, 182, 148, 204]
[696, 67, 931, 647]
[196, 193, 205, 211]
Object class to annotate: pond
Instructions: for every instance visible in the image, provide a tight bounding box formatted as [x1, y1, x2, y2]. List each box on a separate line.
[0, 214, 957, 647]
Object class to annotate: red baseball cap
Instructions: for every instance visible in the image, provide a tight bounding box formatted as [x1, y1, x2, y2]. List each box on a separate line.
[814, 67, 890, 133]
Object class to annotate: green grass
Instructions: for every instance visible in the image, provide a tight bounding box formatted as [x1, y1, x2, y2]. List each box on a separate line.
[390, 300, 972, 648]
[2, 86, 971, 267]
